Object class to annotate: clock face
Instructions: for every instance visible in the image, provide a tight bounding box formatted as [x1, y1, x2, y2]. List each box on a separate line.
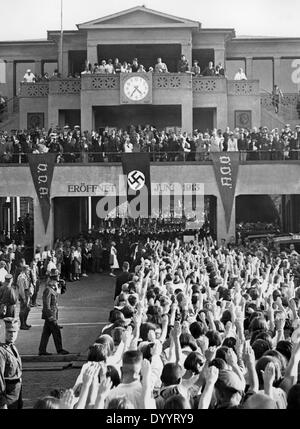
[124, 76, 149, 101]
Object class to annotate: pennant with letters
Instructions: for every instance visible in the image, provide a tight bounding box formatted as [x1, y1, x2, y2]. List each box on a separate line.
[28, 153, 56, 232]
[211, 152, 240, 232]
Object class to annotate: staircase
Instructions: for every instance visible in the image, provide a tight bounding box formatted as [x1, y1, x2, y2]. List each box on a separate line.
[0, 96, 20, 131]
[260, 89, 299, 130]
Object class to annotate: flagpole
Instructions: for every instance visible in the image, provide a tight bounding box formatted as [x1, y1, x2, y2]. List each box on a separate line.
[59, 0, 64, 76]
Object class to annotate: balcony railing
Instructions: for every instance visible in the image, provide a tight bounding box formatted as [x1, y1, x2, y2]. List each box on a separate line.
[227, 80, 260, 96]
[49, 78, 81, 94]
[19, 76, 261, 98]
[193, 76, 226, 93]
[2, 150, 300, 165]
[19, 82, 49, 97]
[81, 74, 120, 91]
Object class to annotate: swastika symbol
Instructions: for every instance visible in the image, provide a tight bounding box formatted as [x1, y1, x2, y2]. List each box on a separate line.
[127, 170, 146, 191]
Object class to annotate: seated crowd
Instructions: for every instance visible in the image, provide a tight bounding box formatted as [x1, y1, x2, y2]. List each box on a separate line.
[30, 232, 300, 409]
[0, 123, 300, 164]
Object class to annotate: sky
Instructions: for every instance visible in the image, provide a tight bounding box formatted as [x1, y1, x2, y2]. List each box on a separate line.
[1, 0, 300, 40]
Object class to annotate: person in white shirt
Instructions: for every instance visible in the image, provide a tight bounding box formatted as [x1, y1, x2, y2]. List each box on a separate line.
[234, 68, 247, 81]
[0, 261, 8, 284]
[124, 137, 133, 153]
[105, 59, 115, 74]
[155, 58, 168, 73]
[105, 350, 155, 409]
[23, 69, 36, 83]
[227, 134, 238, 151]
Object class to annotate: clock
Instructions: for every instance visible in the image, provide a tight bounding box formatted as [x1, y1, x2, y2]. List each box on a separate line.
[120, 74, 152, 104]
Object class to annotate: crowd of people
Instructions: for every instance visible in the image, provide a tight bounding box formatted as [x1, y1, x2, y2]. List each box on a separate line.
[9, 231, 298, 410]
[1, 123, 300, 164]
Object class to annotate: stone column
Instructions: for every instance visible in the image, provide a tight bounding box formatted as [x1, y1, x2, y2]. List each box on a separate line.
[5, 60, 14, 112]
[181, 42, 192, 71]
[273, 57, 281, 87]
[35, 60, 43, 78]
[87, 44, 98, 67]
[246, 57, 253, 80]
[214, 49, 225, 67]
[181, 95, 193, 134]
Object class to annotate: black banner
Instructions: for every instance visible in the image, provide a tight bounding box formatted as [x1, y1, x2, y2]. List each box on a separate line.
[121, 153, 151, 218]
[211, 152, 240, 232]
[28, 153, 57, 232]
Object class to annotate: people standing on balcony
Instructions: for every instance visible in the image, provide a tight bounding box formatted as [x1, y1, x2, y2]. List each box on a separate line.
[114, 58, 122, 74]
[22, 69, 36, 83]
[155, 58, 168, 73]
[215, 62, 225, 77]
[177, 55, 189, 73]
[131, 58, 139, 73]
[227, 132, 238, 151]
[105, 59, 114, 74]
[234, 68, 247, 80]
[98, 60, 107, 74]
[195, 133, 207, 161]
[93, 63, 100, 74]
[191, 60, 201, 76]
[272, 85, 284, 114]
[137, 65, 146, 73]
[203, 61, 216, 77]
[209, 130, 222, 152]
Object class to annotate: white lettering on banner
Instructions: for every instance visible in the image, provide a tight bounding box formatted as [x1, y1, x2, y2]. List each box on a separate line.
[39, 187, 48, 196]
[219, 156, 233, 189]
[291, 59, 300, 84]
[37, 163, 47, 172]
[38, 175, 47, 184]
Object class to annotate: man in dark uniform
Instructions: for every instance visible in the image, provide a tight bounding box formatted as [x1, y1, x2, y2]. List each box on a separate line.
[0, 274, 18, 318]
[38, 269, 69, 356]
[0, 318, 23, 409]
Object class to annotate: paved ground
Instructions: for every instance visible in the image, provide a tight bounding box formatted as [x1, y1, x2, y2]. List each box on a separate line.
[0, 273, 116, 408]
[0, 273, 115, 355]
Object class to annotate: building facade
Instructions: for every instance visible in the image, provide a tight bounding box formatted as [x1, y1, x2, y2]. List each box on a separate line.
[0, 6, 300, 251]
[0, 6, 299, 132]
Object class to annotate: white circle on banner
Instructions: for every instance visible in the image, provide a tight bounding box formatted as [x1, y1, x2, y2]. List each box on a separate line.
[127, 170, 145, 191]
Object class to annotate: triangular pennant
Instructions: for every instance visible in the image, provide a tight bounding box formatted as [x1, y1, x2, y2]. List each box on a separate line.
[211, 152, 240, 232]
[28, 153, 57, 232]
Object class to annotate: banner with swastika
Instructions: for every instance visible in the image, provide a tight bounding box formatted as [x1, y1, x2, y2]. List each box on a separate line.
[121, 153, 151, 217]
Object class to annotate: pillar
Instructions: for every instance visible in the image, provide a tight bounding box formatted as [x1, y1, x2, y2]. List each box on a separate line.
[5, 60, 14, 112]
[181, 96, 193, 134]
[217, 197, 236, 245]
[246, 57, 253, 80]
[273, 57, 281, 87]
[87, 44, 98, 67]
[214, 49, 225, 67]
[35, 60, 43, 78]
[81, 102, 93, 132]
[181, 42, 192, 70]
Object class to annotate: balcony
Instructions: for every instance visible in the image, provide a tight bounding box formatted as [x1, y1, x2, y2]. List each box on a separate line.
[19, 82, 49, 97]
[227, 80, 260, 96]
[19, 76, 260, 99]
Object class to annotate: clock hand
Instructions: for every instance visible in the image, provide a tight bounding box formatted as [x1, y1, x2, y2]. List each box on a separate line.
[130, 87, 137, 97]
[134, 86, 143, 95]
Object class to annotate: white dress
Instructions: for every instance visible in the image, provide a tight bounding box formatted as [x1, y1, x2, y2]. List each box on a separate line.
[110, 246, 119, 269]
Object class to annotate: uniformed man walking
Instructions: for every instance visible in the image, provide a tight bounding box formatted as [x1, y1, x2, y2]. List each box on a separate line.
[0, 318, 23, 409]
[38, 269, 69, 356]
